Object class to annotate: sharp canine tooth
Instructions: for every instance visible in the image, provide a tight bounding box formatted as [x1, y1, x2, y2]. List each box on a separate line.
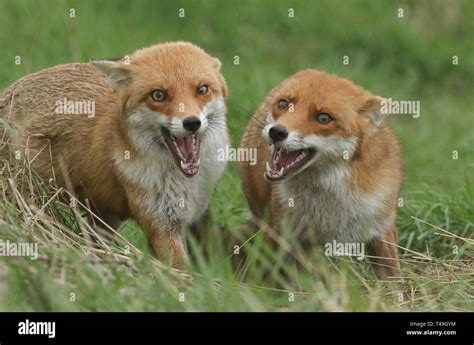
[196, 159, 201, 167]
[180, 160, 186, 170]
[279, 167, 284, 175]
[266, 162, 271, 171]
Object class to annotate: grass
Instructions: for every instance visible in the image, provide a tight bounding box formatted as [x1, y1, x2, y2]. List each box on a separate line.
[0, 0, 473, 311]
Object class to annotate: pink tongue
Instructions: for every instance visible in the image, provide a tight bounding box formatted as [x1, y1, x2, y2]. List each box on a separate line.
[275, 151, 299, 168]
[176, 136, 194, 160]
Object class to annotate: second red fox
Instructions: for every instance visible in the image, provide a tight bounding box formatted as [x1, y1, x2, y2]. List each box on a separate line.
[239, 69, 402, 280]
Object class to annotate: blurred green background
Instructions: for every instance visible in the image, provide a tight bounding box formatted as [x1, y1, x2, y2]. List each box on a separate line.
[0, 0, 473, 312]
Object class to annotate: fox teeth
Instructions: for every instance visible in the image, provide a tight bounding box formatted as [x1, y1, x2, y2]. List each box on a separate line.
[173, 141, 185, 160]
[196, 159, 201, 167]
[278, 167, 284, 175]
[266, 162, 271, 172]
[180, 160, 186, 170]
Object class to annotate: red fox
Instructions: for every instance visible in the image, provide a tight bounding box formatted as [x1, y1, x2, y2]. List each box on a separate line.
[0, 42, 229, 268]
[239, 69, 402, 280]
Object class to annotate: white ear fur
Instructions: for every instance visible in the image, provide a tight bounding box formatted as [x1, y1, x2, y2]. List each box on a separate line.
[91, 60, 130, 91]
[361, 96, 388, 127]
[212, 57, 222, 70]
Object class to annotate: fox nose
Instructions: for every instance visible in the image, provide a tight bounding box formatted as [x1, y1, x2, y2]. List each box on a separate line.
[269, 125, 288, 142]
[183, 116, 201, 132]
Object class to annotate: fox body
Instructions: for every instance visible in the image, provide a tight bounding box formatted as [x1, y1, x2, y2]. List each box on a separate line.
[0, 42, 229, 267]
[239, 69, 402, 280]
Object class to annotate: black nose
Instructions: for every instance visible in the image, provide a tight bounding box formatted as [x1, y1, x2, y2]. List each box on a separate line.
[183, 116, 201, 132]
[269, 125, 288, 142]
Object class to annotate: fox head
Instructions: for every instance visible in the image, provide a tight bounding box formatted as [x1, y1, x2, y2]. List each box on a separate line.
[92, 41, 228, 177]
[261, 69, 387, 182]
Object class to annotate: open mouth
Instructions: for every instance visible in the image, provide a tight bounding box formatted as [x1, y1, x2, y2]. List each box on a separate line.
[265, 146, 316, 182]
[163, 128, 200, 177]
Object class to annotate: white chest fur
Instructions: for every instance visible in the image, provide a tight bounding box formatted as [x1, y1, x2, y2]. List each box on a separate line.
[114, 129, 229, 229]
[277, 162, 390, 244]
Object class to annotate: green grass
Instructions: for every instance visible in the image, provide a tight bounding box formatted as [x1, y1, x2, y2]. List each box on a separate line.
[0, 0, 473, 311]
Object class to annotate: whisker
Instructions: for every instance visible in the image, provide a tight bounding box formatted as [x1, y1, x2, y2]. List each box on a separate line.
[206, 106, 227, 117]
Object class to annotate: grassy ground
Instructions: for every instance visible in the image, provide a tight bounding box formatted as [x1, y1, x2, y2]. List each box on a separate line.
[0, 0, 473, 311]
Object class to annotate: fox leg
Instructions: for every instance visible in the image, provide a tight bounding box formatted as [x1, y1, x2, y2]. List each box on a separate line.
[367, 223, 401, 280]
[147, 225, 187, 269]
[126, 192, 187, 269]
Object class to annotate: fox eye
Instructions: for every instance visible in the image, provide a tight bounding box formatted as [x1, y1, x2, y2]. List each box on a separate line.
[315, 113, 332, 124]
[277, 99, 289, 110]
[151, 89, 166, 102]
[197, 84, 209, 95]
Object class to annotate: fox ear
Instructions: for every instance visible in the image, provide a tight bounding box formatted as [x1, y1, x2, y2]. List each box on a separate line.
[212, 57, 222, 70]
[359, 96, 387, 127]
[90, 60, 131, 91]
[212, 58, 228, 100]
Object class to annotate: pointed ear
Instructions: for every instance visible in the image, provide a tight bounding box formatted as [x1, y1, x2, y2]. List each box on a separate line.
[212, 57, 222, 70]
[90, 60, 131, 91]
[212, 58, 227, 100]
[359, 95, 388, 127]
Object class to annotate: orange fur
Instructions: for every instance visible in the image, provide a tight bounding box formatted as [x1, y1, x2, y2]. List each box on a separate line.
[0, 42, 229, 268]
[239, 69, 402, 280]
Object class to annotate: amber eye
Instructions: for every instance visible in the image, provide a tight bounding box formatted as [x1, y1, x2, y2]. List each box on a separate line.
[197, 84, 209, 95]
[151, 89, 166, 102]
[277, 99, 289, 110]
[316, 113, 332, 124]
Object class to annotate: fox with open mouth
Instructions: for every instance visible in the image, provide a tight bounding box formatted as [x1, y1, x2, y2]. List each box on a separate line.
[239, 69, 402, 280]
[0, 41, 229, 267]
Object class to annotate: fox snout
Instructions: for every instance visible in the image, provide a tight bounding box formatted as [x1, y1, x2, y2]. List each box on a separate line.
[159, 110, 209, 139]
[167, 114, 207, 137]
[263, 123, 304, 151]
[182, 116, 201, 132]
[268, 125, 288, 143]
